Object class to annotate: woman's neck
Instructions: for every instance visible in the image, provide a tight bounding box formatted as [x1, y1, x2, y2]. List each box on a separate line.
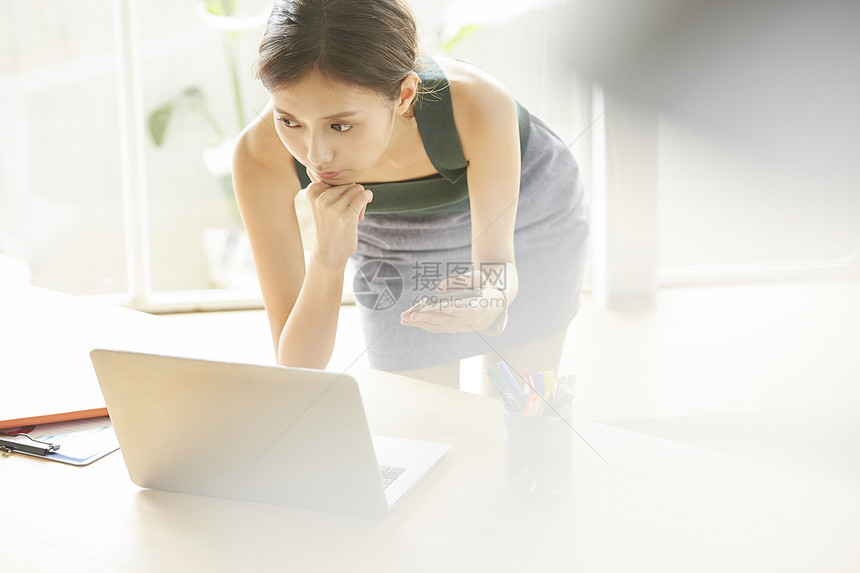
[364, 112, 435, 181]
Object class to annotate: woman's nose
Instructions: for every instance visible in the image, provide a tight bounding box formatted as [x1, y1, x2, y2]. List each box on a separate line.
[306, 134, 334, 166]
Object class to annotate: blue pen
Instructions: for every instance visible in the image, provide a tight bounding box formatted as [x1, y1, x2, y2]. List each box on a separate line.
[533, 371, 544, 396]
[493, 367, 522, 412]
[496, 360, 526, 409]
[486, 367, 519, 411]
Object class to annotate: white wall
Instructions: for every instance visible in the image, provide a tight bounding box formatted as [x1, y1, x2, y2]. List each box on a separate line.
[658, 115, 859, 282]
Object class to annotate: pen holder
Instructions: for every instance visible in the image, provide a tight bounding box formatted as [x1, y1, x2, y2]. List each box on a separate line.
[503, 405, 573, 496]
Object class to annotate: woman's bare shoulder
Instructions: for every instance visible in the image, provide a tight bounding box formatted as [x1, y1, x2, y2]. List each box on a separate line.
[432, 56, 512, 103]
[432, 57, 518, 155]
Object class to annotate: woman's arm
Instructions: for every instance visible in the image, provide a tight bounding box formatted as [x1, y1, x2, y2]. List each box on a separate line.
[232, 106, 359, 368]
[453, 63, 521, 304]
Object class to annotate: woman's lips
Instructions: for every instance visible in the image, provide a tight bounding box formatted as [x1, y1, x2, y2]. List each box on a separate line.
[316, 170, 342, 180]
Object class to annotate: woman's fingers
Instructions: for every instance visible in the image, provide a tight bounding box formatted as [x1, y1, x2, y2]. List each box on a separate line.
[401, 305, 479, 333]
[304, 174, 372, 222]
[315, 184, 372, 218]
[349, 188, 373, 221]
[401, 288, 502, 334]
[401, 315, 473, 334]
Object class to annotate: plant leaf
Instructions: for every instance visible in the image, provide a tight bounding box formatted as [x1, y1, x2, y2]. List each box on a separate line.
[204, 0, 236, 17]
[204, 0, 225, 16]
[149, 104, 173, 146]
[442, 24, 483, 54]
[182, 86, 205, 104]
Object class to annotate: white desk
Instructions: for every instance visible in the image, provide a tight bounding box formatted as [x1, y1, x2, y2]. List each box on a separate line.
[2, 287, 859, 572]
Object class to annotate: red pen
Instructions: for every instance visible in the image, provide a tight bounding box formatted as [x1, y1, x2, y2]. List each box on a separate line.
[523, 393, 541, 416]
[523, 368, 534, 395]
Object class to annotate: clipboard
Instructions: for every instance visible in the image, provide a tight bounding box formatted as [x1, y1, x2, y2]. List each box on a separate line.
[0, 407, 109, 430]
[0, 417, 119, 466]
[0, 284, 191, 464]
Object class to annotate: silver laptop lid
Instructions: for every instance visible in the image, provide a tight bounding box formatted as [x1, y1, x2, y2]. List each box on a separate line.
[91, 349, 389, 515]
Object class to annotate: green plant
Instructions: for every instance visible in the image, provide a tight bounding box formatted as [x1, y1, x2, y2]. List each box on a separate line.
[148, 86, 225, 147]
[146, 0, 258, 226]
[440, 23, 484, 54]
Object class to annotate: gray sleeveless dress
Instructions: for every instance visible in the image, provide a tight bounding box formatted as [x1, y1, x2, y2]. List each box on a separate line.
[295, 58, 589, 371]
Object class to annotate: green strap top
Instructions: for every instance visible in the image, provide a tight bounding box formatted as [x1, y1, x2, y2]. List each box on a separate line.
[293, 57, 531, 215]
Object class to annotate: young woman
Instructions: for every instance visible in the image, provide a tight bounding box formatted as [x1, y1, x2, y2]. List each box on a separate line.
[233, 0, 588, 393]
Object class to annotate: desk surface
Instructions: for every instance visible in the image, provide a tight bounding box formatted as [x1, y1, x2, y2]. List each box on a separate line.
[2, 286, 860, 572]
[3, 368, 860, 572]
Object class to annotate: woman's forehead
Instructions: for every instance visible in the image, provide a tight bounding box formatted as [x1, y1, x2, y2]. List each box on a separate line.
[270, 69, 386, 117]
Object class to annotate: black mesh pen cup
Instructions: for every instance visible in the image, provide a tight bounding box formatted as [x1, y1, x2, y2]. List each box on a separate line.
[503, 404, 573, 495]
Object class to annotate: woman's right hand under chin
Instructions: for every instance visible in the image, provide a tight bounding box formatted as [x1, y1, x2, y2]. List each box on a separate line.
[304, 168, 373, 268]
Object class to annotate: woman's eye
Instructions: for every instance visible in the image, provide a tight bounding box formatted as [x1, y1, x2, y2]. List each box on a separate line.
[331, 123, 352, 133]
[277, 117, 298, 128]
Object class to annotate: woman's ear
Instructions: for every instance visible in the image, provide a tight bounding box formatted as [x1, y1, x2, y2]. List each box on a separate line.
[395, 71, 420, 115]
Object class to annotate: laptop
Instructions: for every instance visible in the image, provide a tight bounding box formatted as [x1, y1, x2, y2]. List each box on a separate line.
[89, 349, 449, 516]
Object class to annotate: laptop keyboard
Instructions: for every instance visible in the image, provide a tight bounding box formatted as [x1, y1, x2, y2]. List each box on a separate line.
[378, 465, 406, 490]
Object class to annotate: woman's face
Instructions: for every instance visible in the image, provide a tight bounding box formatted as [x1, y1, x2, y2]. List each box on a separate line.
[270, 69, 397, 184]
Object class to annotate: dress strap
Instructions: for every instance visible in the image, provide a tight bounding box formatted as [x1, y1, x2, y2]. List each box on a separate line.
[413, 57, 469, 183]
[416, 57, 531, 175]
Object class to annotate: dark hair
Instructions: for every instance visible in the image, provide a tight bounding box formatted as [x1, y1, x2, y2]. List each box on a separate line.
[254, 0, 423, 108]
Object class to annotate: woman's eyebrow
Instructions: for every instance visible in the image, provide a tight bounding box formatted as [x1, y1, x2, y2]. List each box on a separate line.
[273, 107, 360, 120]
